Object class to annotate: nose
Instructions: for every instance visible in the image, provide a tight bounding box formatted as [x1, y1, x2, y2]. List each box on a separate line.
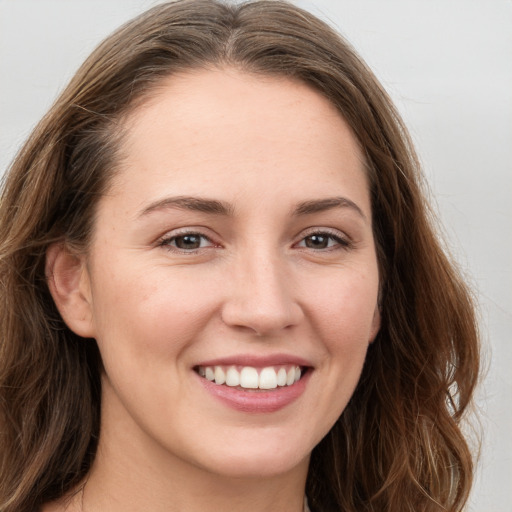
[220, 251, 304, 337]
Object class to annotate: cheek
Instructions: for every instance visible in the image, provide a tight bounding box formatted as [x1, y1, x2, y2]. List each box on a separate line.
[89, 260, 220, 362]
[303, 265, 378, 403]
[305, 267, 379, 346]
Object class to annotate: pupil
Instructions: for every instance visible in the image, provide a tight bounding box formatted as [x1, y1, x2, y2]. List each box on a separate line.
[176, 235, 200, 249]
[306, 235, 328, 249]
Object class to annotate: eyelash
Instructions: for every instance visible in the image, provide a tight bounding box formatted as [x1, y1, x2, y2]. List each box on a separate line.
[157, 229, 352, 253]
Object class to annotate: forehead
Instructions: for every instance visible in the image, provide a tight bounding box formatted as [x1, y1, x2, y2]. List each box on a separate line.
[109, 67, 370, 216]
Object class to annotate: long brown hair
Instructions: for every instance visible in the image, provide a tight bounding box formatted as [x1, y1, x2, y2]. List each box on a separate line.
[0, 1, 479, 511]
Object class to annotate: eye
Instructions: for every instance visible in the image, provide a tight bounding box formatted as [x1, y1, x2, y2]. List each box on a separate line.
[296, 231, 350, 250]
[160, 232, 215, 251]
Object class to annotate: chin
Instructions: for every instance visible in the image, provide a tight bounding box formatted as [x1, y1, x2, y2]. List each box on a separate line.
[188, 432, 313, 479]
[205, 453, 309, 480]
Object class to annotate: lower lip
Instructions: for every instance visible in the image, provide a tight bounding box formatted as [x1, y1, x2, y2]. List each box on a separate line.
[197, 370, 311, 413]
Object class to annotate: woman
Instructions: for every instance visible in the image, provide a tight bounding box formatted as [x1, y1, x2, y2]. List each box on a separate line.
[0, 1, 479, 511]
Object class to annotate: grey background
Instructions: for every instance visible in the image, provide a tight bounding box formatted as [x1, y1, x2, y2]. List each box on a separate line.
[1, 0, 511, 509]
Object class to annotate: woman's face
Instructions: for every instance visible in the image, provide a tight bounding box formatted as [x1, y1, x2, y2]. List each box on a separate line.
[77, 69, 380, 479]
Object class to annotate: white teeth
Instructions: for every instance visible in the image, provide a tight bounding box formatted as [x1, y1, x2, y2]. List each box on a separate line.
[240, 367, 259, 389]
[214, 366, 226, 385]
[277, 367, 287, 387]
[286, 367, 295, 386]
[259, 367, 278, 389]
[205, 367, 215, 381]
[225, 366, 240, 387]
[199, 364, 305, 390]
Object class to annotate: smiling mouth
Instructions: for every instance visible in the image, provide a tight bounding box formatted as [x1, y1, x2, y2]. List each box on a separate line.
[194, 364, 309, 391]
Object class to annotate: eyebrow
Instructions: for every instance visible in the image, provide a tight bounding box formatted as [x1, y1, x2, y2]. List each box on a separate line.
[294, 197, 366, 220]
[140, 196, 233, 217]
[139, 195, 366, 220]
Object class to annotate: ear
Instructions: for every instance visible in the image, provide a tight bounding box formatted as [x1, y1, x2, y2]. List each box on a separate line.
[368, 305, 381, 343]
[46, 243, 95, 338]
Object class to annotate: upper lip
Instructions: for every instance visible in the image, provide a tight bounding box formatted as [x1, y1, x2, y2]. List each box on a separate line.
[195, 353, 313, 368]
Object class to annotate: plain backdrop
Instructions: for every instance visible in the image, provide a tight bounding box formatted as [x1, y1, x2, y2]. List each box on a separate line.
[1, 0, 511, 509]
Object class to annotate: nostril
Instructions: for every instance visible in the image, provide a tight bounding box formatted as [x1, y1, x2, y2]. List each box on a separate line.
[220, 300, 304, 337]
